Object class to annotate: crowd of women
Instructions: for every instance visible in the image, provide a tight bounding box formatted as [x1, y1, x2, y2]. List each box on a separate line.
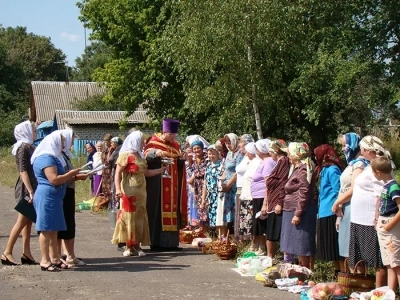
[184, 132, 399, 290]
[2, 118, 399, 290]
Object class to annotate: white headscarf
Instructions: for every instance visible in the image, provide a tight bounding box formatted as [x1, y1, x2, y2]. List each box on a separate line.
[31, 131, 64, 166]
[224, 133, 239, 152]
[120, 130, 143, 155]
[60, 129, 74, 158]
[255, 139, 272, 154]
[186, 135, 210, 148]
[244, 142, 256, 155]
[11, 121, 33, 156]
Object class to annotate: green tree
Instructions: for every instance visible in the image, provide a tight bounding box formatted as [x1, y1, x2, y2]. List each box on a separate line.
[73, 94, 126, 111]
[70, 41, 111, 82]
[0, 26, 67, 146]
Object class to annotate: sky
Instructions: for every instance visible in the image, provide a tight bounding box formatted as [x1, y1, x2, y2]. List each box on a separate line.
[0, 0, 89, 66]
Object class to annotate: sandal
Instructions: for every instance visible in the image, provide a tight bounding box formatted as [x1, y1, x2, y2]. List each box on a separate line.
[40, 264, 61, 272]
[53, 261, 69, 269]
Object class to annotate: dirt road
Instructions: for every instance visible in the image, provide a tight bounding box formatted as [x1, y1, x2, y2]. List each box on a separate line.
[0, 184, 299, 300]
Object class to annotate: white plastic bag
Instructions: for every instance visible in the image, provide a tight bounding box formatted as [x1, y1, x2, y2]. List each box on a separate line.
[359, 286, 395, 300]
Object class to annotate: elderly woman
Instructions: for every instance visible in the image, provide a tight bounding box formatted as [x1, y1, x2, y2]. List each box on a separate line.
[251, 139, 276, 255]
[85, 142, 96, 194]
[234, 134, 255, 240]
[200, 145, 224, 232]
[262, 140, 290, 258]
[332, 133, 367, 269]
[188, 140, 208, 231]
[348, 135, 392, 287]
[112, 131, 165, 257]
[239, 142, 262, 247]
[215, 138, 229, 160]
[31, 131, 80, 271]
[92, 141, 103, 196]
[101, 133, 114, 205]
[221, 133, 244, 236]
[1, 121, 38, 266]
[313, 144, 343, 275]
[280, 142, 317, 270]
[108, 137, 123, 209]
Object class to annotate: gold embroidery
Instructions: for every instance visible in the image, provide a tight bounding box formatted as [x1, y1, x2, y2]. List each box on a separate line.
[165, 204, 169, 209]
[165, 187, 169, 192]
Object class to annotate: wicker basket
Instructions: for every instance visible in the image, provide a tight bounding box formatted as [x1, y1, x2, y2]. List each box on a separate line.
[338, 259, 375, 296]
[216, 230, 237, 260]
[179, 230, 194, 244]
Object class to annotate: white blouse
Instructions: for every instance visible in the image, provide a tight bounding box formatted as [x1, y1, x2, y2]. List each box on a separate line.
[350, 165, 384, 226]
[236, 155, 250, 189]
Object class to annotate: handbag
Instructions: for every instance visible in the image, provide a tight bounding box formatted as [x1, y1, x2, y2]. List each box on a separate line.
[337, 259, 375, 296]
[14, 195, 37, 223]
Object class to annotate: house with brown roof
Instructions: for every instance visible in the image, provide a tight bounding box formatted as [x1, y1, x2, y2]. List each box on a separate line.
[30, 81, 152, 153]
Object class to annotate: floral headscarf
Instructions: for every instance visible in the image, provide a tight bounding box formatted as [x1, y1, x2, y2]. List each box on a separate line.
[342, 132, 361, 164]
[240, 134, 254, 145]
[360, 135, 395, 169]
[288, 142, 313, 183]
[269, 139, 288, 155]
[313, 144, 344, 181]
[207, 144, 221, 159]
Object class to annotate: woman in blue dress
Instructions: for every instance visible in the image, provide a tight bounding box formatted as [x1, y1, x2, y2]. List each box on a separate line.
[221, 133, 244, 236]
[201, 145, 224, 229]
[31, 131, 80, 272]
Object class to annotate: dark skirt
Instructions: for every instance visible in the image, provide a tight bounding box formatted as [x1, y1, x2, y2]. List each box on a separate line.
[252, 198, 267, 236]
[316, 215, 340, 261]
[266, 212, 282, 242]
[58, 188, 76, 240]
[349, 222, 384, 268]
[280, 207, 317, 256]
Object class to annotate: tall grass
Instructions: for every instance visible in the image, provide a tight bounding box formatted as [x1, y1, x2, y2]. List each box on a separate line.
[0, 147, 93, 203]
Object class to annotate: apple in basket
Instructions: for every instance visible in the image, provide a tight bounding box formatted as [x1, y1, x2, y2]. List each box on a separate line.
[308, 281, 316, 286]
[318, 291, 327, 300]
[333, 288, 343, 296]
[328, 283, 337, 293]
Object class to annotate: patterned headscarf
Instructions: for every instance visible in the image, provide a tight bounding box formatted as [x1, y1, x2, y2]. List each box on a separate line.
[224, 133, 239, 152]
[288, 142, 313, 183]
[111, 136, 123, 145]
[255, 139, 272, 154]
[359, 135, 395, 169]
[269, 139, 288, 155]
[240, 134, 254, 145]
[342, 132, 361, 164]
[313, 144, 344, 181]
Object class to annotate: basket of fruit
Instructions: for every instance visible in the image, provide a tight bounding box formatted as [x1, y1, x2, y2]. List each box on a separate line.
[179, 230, 194, 244]
[216, 230, 237, 260]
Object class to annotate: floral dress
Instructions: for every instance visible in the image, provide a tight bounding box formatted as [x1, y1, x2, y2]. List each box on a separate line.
[205, 159, 224, 227]
[193, 156, 207, 223]
[111, 153, 150, 248]
[185, 160, 196, 225]
[223, 150, 244, 223]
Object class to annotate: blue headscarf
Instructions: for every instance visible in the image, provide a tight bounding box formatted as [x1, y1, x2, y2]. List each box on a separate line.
[343, 132, 361, 164]
[191, 140, 204, 149]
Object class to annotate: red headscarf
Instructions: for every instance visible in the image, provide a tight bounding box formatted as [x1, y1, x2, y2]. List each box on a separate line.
[313, 144, 344, 181]
[218, 138, 228, 158]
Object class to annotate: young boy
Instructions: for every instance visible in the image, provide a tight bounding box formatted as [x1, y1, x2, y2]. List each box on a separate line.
[371, 156, 400, 292]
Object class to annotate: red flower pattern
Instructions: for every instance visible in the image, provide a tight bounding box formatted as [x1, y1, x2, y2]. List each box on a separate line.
[125, 156, 140, 174]
[121, 194, 137, 212]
